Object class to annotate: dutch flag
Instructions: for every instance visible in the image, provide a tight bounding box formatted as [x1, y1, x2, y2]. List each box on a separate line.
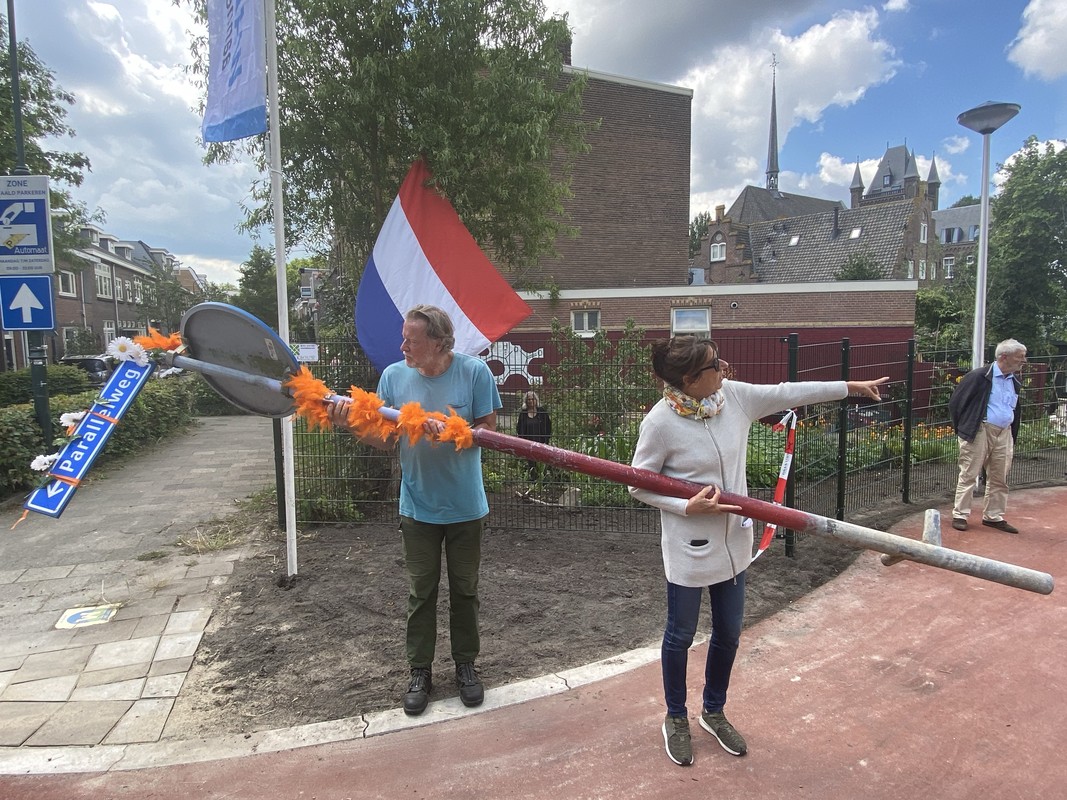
[355, 159, 532, 374]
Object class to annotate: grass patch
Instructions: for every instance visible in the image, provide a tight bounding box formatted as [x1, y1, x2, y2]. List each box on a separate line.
[136, 550, 171, 561]
[175, 489, 279, 555]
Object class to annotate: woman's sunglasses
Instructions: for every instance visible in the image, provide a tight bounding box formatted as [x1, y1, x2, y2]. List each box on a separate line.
[692, 357, 721, 377]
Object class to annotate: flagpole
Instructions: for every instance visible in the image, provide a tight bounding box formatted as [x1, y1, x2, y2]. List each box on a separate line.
[263, 0, 299, 576]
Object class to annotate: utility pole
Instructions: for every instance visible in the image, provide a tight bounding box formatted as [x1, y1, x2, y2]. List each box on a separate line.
[6, 0, 53, 444]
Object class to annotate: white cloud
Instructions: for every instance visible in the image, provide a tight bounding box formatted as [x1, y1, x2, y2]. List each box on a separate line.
[685, 8, 900, 213]
[1008, 0, 1067, 80]
[942, 135, 970, 156]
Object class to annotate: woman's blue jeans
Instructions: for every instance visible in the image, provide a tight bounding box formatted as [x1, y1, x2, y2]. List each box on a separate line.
[662, 571, 746, 718]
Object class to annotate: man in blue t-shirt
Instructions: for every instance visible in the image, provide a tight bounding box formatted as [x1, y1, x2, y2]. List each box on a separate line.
[330, 305, 500, 716]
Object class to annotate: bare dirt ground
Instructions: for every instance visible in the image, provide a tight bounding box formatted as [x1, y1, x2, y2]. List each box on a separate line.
[163, 495, 932, 740]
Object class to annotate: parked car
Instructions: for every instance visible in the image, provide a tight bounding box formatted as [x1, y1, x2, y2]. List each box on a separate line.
[59, 355, 114, 387]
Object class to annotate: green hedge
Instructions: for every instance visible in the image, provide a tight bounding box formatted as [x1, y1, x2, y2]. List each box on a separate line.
[0, 375, 201, 499]
[0, 364, 93, 406]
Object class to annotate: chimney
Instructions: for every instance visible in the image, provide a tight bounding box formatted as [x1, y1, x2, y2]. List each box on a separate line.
[715, 204, 726, 222]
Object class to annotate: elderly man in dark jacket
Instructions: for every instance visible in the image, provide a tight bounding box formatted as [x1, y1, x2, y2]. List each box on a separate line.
[948, 338, 1027, 533]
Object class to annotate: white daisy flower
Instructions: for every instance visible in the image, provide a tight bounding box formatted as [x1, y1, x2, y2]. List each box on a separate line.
[31, 453, 59, 472]
[107, 337, 138, 361]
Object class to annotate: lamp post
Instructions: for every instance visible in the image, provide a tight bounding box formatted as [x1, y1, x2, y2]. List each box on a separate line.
[957, 101, 1020, 368]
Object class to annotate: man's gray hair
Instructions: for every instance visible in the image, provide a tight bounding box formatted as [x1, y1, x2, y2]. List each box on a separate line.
[406, 305, 456, 352]
[995, 338, 1027, 358]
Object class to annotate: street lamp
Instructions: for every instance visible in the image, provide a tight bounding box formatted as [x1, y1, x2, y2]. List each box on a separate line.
[957, 100, 1020, 367]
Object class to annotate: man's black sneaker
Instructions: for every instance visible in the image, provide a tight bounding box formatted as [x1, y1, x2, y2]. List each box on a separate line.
[456, 662, 484, 707]
[403, 667, 432, 716]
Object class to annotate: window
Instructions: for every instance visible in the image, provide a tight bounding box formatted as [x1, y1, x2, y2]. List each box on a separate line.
[103, 320, 116, 346]
[114, 280, 123, 302]
[672, 307, 710, 337]
[61, 327, 80, 355]
[709, 241, 726, 261]
[969, 225, 980, 241]
[907, 260, 914, 279]
[95, 264, 113, 298]
[943, 257, 955, 279]
[920, 222, 928, 244]
[125, 280, 133, 303]
[788, 235, 800, 247]
[919, 260, 927, 280]
[58, 270, 77, 297]
[930, 261, 937, 280]
[134, 279, 144, 303]
[849, 228, 862, 239]
[571, 309, 600, 337]
[966, 255, 975, 266]
[882, 175, 891, 187]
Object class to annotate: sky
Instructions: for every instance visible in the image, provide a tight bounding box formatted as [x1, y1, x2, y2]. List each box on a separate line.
[11, 0, 1067, 286]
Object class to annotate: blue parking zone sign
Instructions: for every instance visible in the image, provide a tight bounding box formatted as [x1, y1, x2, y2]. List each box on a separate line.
[0, 175, 54, 274]
[25, 361, 155, 518]
[0, 275, 55, 330]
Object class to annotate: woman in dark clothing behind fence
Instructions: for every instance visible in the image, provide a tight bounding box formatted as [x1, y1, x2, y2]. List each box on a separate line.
[516, 390, 552, 481]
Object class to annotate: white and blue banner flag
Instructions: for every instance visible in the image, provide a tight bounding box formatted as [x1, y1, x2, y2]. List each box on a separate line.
[202, 0, 268, 143]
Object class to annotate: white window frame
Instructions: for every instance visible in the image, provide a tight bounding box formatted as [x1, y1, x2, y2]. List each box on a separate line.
[920, 222, 928, 244]
[103, 320, 116, 346]
[58, 270, 77, 297]
[907, 260, 914, 279]
[95, 263, 113, 298]
[134, 279, 144, 304]
[943, 256, 955, 279]
[571, 309, 600, 338]
[709, 241, 726, 262]
[919, 259, 927, 280]
[671, 307, 710, 337]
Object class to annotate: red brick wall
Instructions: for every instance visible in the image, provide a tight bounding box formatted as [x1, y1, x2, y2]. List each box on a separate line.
[520, 72, 692, 291]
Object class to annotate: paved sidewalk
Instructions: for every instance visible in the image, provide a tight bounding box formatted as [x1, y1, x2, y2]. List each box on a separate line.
[0, 415, 275, 749]
[0, 441, 1062, 798]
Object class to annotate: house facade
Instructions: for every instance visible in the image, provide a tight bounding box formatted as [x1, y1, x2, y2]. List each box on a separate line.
[2, 224, 204, 370]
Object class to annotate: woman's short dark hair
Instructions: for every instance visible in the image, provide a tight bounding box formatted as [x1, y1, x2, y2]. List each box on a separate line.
[650, 336, 717, 390]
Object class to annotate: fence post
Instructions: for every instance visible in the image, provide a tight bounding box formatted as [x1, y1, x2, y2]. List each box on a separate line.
[785, 333, 799, 557]
[836, 338, 851, 521]
[902, 339, 916, 504]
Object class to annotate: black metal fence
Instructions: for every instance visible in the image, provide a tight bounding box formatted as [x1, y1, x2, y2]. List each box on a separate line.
[289, 336, 1067, 534]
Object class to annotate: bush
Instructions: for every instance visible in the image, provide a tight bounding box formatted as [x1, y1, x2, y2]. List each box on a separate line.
[0, 375, 200, 500]
[0, 364, 92, 406]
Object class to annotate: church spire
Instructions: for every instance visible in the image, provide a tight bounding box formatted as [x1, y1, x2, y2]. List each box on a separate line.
[766, 53, 780, 193]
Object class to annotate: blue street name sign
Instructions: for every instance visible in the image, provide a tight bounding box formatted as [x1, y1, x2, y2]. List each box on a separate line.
[25, 361, 155, 518]
[0, 175, 54, 275]
[0, 274, 55, 330]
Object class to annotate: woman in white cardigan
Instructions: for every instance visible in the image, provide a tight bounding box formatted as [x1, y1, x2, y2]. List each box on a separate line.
[630, 336, 886, 767]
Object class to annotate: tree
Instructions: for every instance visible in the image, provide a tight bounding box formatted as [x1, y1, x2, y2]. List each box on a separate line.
[185, 0, 591, 287]
[985, 137, 1067, 354]
[232, 245, 299, 330]
[834, 250, 885, 280]
[951, 194, 981, 208]
[0, 13, 94, 255]
[689, 211, 712, 259]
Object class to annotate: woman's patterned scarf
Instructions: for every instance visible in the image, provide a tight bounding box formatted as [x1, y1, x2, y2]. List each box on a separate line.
[663, 385, 725, 419]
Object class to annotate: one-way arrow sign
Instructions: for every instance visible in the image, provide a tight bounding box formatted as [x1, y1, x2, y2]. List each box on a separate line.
[0, 274, 54, 330]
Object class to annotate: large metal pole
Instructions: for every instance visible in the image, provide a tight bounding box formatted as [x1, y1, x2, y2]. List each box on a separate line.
[160, 357, 1056, 596]
[6, 0, 51, 442]
[972, 131, 992, 368]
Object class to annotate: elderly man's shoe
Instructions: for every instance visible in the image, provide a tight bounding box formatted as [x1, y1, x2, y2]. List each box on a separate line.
[403, 667, 432, 716]
[982, 519, 1019, 534]
[951, 518, 968, 531]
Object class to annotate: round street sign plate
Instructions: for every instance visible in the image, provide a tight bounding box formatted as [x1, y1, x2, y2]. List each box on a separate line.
[180, 303, 298, 418]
